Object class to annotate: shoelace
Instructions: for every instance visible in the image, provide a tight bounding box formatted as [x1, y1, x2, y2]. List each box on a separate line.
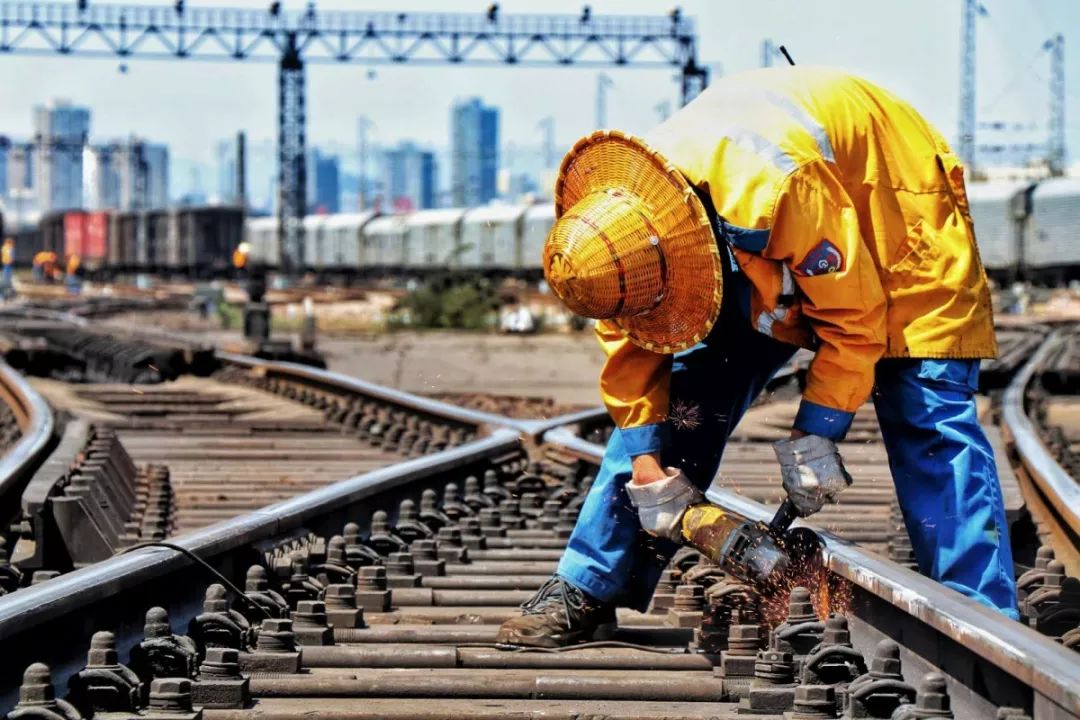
[520, 576, 585, 622]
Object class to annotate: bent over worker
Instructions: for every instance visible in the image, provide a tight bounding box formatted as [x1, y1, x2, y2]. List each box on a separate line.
[497, 66, 1018, 648]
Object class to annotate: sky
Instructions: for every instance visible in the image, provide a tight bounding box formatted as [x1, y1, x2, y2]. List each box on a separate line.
[0, 0, 1077, 197]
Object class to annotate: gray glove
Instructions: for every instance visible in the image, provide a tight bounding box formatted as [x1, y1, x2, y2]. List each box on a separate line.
[774, 434, 853, 517]
[625, 468, 704, 541]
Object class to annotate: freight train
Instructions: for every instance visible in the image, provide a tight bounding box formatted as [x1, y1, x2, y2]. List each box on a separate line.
[4, 176, 1079, 283]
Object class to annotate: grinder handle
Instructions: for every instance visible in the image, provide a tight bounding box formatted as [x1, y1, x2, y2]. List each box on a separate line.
[768, 498, 799, 537]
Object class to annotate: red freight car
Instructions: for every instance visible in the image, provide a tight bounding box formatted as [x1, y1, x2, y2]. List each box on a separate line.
[63, 211, 109, 270]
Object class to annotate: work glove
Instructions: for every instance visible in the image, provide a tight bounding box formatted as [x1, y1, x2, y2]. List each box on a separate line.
[773, 434, 853, 517]
[626, 468, 703, 541]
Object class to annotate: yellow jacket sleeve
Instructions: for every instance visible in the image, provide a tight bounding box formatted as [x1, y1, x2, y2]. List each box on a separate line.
[767, 161, 887, 439]
[596, 319, 673, 456]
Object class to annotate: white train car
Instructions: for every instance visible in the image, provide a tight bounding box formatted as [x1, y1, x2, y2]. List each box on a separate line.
[1028, 177, 1080, 283]
[246, 216, 280, 268]
[406, 208, 466, 270]
[302, 215, 328, 270]
[323, 212, 376, 270]
[521, 203, 555, 274]
[362, 214, 410, 270]
[966, 181, 1029, 280]
[459, 205, 526, 272]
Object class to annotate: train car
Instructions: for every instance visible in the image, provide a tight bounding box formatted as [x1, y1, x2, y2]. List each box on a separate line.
[406, 208, 466, 271]
[362, 214, 409, 272]
[323, 212, 377, 272]
[966, 181, 1031, 284]
[520, 203, 555, 275]
[246, 216, 280, 269]
[39, 211, 65, 257]
[302, 215, 326, 271]
[459, 205, 525, 273]
[1027, 177, 1080, 285]
[176, 206, 244, 277]
[61, 211, 109, 271]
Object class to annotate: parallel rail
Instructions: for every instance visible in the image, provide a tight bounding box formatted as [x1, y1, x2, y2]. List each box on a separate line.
[1001, 330, 1080, 577]
[0, 358, 56, 532]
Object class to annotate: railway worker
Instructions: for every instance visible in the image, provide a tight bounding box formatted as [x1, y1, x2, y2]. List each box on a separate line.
[66, 253, 81, 295]
[497, 66, 1019, 649]
[32, 251, 50, 282]
[2, 238, 14, 292]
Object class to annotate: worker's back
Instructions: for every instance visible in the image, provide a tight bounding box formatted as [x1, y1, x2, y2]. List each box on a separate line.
[648, 65, 995, 359]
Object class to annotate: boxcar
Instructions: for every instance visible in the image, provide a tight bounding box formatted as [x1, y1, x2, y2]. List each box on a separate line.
[1027, 177, 1080, 284]
[323, 212, 376, 271]
[246, 216, 280, 270]
[459, 205, 525, 272]
[520, 203, 555, 275]
[406, 208, 466, 271]
[362, 214, 409, 271]
[966, 181, 1030, 283]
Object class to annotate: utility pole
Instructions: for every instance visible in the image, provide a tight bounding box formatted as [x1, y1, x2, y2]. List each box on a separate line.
[277, 31, 306, 278]
[596, 73, 614, 128]
[761, 39, 777, 68]
[537, 116, 555, 170]
[235, 130, 246, 210]
[356, 115, 372, 210]
[1045, 33, 1066, 175]
[959, 0, 987, 174]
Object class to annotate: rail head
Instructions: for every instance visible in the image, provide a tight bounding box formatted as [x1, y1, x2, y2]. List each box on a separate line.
[0, 358, 56, 521]
[541, 424, 1080, 718]
[1001, 329, 1080, 531]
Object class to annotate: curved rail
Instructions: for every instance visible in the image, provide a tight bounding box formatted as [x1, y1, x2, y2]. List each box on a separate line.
[0, 359, 56, 528]
[219, 351, 531, 435]
[1001, 330, 1080, 554]
[542, 425, 1080, 719]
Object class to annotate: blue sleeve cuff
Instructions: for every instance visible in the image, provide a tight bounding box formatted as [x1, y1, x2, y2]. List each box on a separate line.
[618, 423, 671, 457]
[793, 399, 855, 441]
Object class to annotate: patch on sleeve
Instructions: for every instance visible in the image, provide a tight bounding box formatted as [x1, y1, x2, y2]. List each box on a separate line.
[795, 239, 844, 277]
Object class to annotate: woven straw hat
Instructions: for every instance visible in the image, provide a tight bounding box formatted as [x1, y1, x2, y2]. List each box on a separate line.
[545, 130, 723, 354]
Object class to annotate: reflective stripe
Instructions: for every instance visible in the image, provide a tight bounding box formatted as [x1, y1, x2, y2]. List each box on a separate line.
[723, 126, 799, 174]
[763, 91, 836, 164]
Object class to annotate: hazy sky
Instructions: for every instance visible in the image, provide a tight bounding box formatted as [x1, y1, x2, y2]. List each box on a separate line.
[0, 0, 1076, 180]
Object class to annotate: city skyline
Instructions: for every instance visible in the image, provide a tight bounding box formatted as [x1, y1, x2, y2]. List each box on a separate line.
[0, 0, 1073, 201]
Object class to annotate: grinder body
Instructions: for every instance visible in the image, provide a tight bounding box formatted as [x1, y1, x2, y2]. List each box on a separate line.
[679, 500, 821, 588]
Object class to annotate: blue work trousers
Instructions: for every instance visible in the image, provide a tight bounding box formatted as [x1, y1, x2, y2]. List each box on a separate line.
[557, 321, 1018, 619]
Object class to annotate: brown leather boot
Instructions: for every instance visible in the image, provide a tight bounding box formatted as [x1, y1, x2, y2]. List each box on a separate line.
[495, 575, 616, 648]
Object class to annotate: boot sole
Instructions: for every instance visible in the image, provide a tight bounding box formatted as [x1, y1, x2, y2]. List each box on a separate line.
[496, 620, 618, 650]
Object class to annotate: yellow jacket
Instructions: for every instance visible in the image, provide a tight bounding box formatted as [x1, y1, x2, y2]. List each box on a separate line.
[598, 67, 996, 448]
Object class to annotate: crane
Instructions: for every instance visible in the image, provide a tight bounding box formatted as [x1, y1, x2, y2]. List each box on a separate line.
[0, 1, 706, 276]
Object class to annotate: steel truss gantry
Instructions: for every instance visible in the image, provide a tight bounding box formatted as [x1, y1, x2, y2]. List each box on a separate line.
[0, 1, 707, 274]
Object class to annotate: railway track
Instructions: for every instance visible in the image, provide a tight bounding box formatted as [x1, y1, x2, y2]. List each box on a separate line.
[0, 319, 1075, 719]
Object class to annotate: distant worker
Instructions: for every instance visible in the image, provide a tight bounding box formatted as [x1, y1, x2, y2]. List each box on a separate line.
[497, 66, 1017, 649]
[1, 238, 14, 293]
[232, 241, 251, 279]
[66, 253, 81, 295]
[32, 250, 54, 283]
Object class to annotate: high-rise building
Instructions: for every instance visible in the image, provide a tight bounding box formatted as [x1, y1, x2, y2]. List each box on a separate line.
[85, 138, 169, 210]
[34, 99, 90, 212]
[307, 150, 340, 214]
[384, 141, 437, 211]
[451, 98, 499, 207]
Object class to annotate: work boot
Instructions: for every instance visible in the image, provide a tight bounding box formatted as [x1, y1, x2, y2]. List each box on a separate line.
[495, 575, 616, 648]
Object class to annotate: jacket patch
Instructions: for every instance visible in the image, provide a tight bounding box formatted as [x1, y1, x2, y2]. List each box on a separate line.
[795, 239, 844, 276]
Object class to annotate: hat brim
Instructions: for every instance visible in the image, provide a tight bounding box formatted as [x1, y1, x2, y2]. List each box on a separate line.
[554, 130, 722, 354]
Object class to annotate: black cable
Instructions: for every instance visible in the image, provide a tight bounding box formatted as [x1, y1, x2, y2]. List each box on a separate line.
[779, 45, 796, 66]
[119, 541, 272, 620]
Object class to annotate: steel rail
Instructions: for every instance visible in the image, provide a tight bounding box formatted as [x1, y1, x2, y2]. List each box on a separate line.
[541, 425, 1080, 719]
[1002, 329, 1080, 533]
[218, 351, 531, 434]
[0, 358, 56, 528]
[0, 428, 521, 640]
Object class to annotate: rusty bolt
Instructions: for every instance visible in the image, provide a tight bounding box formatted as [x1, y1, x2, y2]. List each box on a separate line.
[203, 584, 229, 613]
[200, 648, 241, 678]
[245, 565, 269, 592]
[916, 672, 951, 713]
[357, 566, 388, 590]
[18, 663, 56, 705]
[148, 678, 193, 711]
[256, 619, 296, 653]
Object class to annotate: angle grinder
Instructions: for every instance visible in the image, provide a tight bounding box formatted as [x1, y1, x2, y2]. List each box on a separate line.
[678, 498, 823, 589]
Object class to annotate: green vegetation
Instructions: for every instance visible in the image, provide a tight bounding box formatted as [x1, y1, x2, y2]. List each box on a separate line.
[391, 273, 500, 330]
[216, 302, 243, 329]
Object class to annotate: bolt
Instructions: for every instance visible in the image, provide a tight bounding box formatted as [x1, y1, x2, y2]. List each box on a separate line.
[786, 587, 817, 624]
[371, 510, 391, 533]
[727, 611, 764, 656]
[293, 600, 328, 627]
[386, 552, 415, 575]
[203, 584, 228, 613]
[326, 536, 347, 565]
[18, 663, 56, 705]
[820, 614, 851, 646]
[436, 527, 462, 547]
[87, 630, 120, 667]
[1034, 545, 1055, 570]
[674, 584, 706, 612]
[915, 672, 952, 714]
[411, 539, 437, 560]
[256, 619, 296, 653]
[148, 678, 193, 711]
[245, 565, 269, 592]
[357, 566, 388, 590]
[869, 639, 903, 679]
[343, 522, 362, 546]
[199, 648, 241, 678]
[791, 684, 837, 718]
[398, 499, 419, 522]
[324, 584, 357, 609]
[145, 607, 172, 639]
